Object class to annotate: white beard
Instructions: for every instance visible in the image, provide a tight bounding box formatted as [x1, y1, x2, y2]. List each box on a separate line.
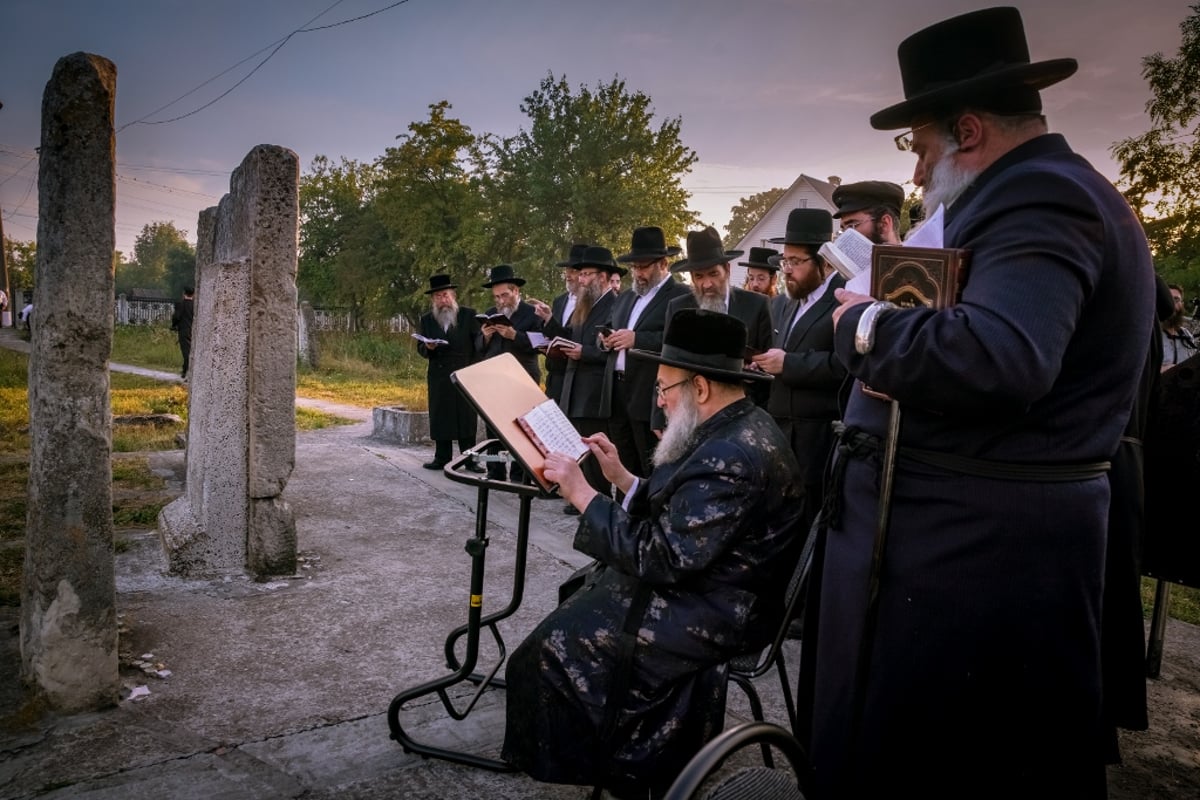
[921, 139, 979, 215]
[495, 298, 518, 317]
[696, 293, 727, 314]
[652, 383, 701, 467]
[433, 301, 458, 331]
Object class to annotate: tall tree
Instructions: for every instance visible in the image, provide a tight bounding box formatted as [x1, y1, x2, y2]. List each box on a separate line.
[2, 236, 36, 292]
[298, 155, 381, 327]
[373, 101, 490, 323]
[116, 221, 194, 295]
[724, 187, 786, 247]
[490, 74, 698, 297]
[1112, 2, 1200, 293]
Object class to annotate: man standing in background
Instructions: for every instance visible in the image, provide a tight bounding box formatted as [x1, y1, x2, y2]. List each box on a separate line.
[416, 274, 480, 472]
[171, 286, 194, 380]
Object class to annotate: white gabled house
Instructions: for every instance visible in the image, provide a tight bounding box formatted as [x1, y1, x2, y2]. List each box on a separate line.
[729, 174, 841, 287]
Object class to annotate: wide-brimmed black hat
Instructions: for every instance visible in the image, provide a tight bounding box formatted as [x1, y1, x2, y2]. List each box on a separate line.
[832, 181, 905, 219]
[577, 245, 628, 277]
[556, 242, 588, 268]
[669, 226, 743, 273]
[870, 7, 1078, 130]
[423, 274, 457, 294]
[768, 209, 833, 246]
[481, 264, 526, 288]
[617, 226, 683, 263]
[738, 247, 780, 272]
[631, 309, 769, 383]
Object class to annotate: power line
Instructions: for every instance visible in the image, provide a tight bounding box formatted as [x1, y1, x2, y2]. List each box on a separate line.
[117, 0, 413, 131]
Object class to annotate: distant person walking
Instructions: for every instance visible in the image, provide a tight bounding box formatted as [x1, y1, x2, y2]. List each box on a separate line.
[171, 286, 195, 379]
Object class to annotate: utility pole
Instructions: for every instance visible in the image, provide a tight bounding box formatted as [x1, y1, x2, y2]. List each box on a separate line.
[0, 205, 10, 327]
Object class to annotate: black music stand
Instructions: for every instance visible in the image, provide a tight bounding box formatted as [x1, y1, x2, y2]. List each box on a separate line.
[387, 354, 567, 769]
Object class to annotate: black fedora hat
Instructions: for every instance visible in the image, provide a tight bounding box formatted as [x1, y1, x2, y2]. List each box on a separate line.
[832, 181, 905, 219]
[768, 208, 833, 246]
[556, 242, 588, 268]
[577, 245, 628, 277]
[669, 226, 743, 273]
[870, 7, 1078, 130]
[617, 226, 683, 263]
[631, 309, 769, 383]
[738, 247, 781, 272]
[481, 264, 526, 288]
[423, 274, 457, 294]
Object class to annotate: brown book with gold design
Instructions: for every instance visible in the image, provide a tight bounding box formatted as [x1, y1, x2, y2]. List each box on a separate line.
[870, 245, 971, 310]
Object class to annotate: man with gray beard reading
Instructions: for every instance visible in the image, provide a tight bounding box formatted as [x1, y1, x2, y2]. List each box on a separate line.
[415, 274, 480, 471]
[502, 309, 804, 799]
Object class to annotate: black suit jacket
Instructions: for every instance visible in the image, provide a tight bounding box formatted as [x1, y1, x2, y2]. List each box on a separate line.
[543, 291, 573, 402]
[559, 291, 617, 419]
[603, 276, 692, 422]
[667, 286, 774, 407]
[475, 300, 543, 383]
[767, 276, 847, 421]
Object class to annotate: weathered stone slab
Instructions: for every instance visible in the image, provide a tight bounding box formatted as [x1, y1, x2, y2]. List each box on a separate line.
[22, 51, 119, 712]
[372, 406, 431, 444]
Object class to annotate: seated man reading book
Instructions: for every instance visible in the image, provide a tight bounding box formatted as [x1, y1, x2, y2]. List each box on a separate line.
[501, 310, 805, 799]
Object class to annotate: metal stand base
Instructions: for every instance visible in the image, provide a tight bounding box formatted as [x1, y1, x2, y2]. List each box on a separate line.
[387, 440, 548, 771]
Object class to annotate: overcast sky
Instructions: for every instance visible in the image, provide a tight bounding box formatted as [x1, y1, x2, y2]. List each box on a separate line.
[0, 0, 1192, 257]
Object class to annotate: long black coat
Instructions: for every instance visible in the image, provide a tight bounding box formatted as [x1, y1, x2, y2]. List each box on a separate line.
[808, 134, 1156, 797]
[603, 276, 692, 422]
[543, 291, 573, 403]
[475, 300, 543, 383]
[559, 291, 617, 420]
[502, 399, 805, 796]
[416, 307, 478, 441]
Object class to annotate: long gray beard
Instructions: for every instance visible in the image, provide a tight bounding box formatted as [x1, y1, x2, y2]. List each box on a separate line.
[696, 294, 727, 314]
[652, 385, 701, 467]
[495, 299, 518, 318]
[433, 302, 458, 331]
[921, 139, 978, 216]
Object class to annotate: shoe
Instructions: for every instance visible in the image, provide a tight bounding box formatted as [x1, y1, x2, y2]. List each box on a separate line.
[563, 504, 580, 516]
[422, 461, 447, 470]
[463, 460, 485, 474]
[785, 617, 804, 640]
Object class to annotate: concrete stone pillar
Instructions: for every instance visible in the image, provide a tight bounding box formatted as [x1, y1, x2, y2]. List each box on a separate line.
[158, 145, 299, 577]
[21, 52, 119, 712]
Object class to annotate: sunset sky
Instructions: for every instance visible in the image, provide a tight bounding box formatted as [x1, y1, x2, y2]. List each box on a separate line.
[0, 0, 1192, 256]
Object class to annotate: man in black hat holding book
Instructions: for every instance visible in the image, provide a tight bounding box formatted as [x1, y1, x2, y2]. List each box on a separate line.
[599, 226, 692, 476]
[665, 226, 773, 409]
[810, 7, 1157, 797]
[415, 274, 481, 471]
[533, 243, 585, 404]
[749, 208, 846, 540]
[476, 264, 544, 481]
[502, 310, 804, 799]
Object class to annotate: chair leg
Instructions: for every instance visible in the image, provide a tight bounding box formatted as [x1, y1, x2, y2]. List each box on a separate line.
[774, 652, 798, 736]
[728, 673, 774, 768]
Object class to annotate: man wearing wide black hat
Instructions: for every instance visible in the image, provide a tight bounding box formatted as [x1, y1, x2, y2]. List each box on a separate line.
[533, 243, 585, 404]
[809, 7, 1156, 797]
[748, 208, 846, 539]
[739, 246, 780, 300]
[665, 226, 773, 409]
[556, 246, 626, 498]
[599, 226, 692, 476]
[831, 180, 905, 245]
[502, 310, 804, 799]
[476, 264, 544, 481]
[415, 274, 481, 471]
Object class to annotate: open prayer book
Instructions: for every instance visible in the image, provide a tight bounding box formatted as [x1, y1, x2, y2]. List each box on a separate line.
[451, 353, 590, 492]
[819, 227, 874, 282]
[411, 333, 450, 346]
[475, 312, 513, 327]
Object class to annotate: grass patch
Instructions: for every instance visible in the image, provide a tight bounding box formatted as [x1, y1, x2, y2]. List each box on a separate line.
[1143, 577, 1200, 626]
[296, 407, 358, 430]
[111, 324, 181, 372]
[297, 330, 428, 410]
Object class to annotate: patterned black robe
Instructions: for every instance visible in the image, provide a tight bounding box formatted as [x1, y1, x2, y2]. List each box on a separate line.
[502, 399, 805, 797]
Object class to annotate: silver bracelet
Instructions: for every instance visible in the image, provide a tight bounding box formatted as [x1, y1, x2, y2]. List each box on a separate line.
[854, 301, 897, 355]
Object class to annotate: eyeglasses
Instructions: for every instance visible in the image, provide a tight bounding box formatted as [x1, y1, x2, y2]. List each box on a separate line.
[840, 216, 876, 232]
[576, 269, 602, 278]
[894, 120, 934, 152]
[654, 377, 693, 400]
[776, 256, 814, 269]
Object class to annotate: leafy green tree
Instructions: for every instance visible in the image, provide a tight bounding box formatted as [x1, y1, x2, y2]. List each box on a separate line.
[489, 74, 698, 297]
[116, 221, 194, 295]
[298, 155, 381, 328]
[3, 236, 36, 292]
[373, 101, 490, 323]
[1112, 2, 1200, 294]
[724, 188, 786, 247]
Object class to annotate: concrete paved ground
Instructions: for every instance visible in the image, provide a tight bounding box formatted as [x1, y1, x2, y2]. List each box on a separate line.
[0, 332, 799, 799]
